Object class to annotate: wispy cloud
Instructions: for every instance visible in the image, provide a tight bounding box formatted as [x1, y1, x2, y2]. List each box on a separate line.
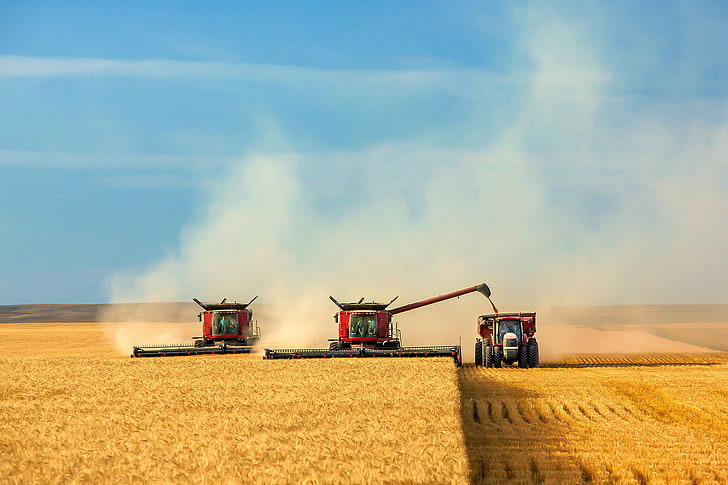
[0, 150, 223, 169]
[0, 55, 503, 90]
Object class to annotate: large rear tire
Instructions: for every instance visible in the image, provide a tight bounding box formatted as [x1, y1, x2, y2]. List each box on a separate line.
[484, 341, 493, 368]
[518, 344, 529, 368]
[492, 345, 503, 368]
[475, 341, 483, 366]
[527, 338, 539, 368]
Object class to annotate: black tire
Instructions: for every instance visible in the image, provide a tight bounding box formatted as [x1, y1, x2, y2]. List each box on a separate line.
[236, 339, 247, 346]
[484, 342, 493, 368]
[527, 338, 539, 368]
[475, 341, 483, 367]
[329, 341, 343, 351]
[194, 339, 203, 348]
[383, 340, 400, 349]
[518, 344, 529, 368]
[492, 345, 503, 368]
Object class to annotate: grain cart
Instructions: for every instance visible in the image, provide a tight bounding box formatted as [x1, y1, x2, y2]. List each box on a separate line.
[131, 297, 260, 357]
[264, 283, 492, 365]
[474, 312, 538, 368]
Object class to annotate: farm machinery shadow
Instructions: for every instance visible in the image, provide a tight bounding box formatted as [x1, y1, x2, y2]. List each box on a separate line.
[456, 354, 728, 484]
[457, 365, 592, 484]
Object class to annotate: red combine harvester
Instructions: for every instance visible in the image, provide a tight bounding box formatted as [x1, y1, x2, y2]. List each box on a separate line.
[131, 297, 260, 357]
[263, 283, 492, 365]
[474, 312, 538, 368]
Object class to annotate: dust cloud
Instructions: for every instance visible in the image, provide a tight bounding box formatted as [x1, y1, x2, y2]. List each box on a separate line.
[100, 6, 727, 357]
[99, 303, 199, 353]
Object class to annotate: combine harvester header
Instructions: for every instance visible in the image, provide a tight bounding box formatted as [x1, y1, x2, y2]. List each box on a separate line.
[264, 283, 492, 365]
[131, 297, 260, 357]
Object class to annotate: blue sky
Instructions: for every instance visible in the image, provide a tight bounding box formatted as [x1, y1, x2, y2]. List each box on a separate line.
[1, 1, 727, 305]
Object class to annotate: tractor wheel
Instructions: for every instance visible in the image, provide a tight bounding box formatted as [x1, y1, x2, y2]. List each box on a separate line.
[484, 342, 493, 368]
[193, 339, 203, 348]
[329, 341, 343, 351]
[518, 345, 528, 368]
[492, 345, 503, 368]
[383, 340, 400, 349]
[474, 341, 483, 367]
[527, 338, 539, 368]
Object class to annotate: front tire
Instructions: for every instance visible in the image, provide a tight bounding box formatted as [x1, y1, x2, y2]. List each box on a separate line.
[484, 340, 493, 368]
[518, 344, 529, 368]
[492, 345, 503, 368]
[475, 341, 483, 366]
[527, 338, 539, 368]
[329, 341, 343, 351]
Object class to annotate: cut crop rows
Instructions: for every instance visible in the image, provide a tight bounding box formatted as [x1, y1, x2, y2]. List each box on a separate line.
[459, 355, 728, 484]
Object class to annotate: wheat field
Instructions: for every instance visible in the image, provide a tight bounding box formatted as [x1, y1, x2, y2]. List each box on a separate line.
[3, 322, 728, 484]
[0, 323, 468, 485]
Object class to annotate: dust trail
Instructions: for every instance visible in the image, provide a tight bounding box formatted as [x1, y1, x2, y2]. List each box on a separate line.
[100, 5, 727, 354]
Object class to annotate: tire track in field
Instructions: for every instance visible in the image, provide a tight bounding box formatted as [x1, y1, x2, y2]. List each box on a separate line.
[459, 366, 587, 484]
[458, 359, 728, 485]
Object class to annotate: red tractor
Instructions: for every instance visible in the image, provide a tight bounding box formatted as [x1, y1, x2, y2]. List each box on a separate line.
[131, 297, 260, 357]
[264, 283, 492, 365]
[474, 312, 538, 368]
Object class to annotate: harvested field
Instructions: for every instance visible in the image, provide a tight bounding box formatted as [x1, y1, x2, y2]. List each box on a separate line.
[459, 354, 728, 484]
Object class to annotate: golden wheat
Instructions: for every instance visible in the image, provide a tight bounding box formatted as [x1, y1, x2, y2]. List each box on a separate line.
[0, 323, 468, 485]
[5, 322, 728, 485]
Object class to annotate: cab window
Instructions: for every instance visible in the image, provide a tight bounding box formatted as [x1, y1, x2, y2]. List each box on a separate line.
[349, 314, 377, 338]
[212, 312, 239, 335]
[498, 319, 522, 343]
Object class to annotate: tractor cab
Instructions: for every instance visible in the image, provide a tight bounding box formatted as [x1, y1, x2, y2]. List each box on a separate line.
[478, 313, 535, 344]
[494, 317, 523, 361]
[329, 297, 401, 350]
[210, 310, 244, 337]
[348, 312, 378, 338]
[193, 297, 260, 348]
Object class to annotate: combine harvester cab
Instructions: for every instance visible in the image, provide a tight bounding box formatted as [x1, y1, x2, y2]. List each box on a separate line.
[131, 297, 261, 358]
[264, 283, 493, 366]
[474, 312, 538, 368]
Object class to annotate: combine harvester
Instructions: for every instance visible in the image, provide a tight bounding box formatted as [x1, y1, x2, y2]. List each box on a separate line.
[264, 283, 493, 365]
[131, 297, 261, 357]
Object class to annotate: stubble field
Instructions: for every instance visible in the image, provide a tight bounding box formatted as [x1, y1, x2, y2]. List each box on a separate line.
[460, 355, 728, 484]
[2, 322, 728, 484]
